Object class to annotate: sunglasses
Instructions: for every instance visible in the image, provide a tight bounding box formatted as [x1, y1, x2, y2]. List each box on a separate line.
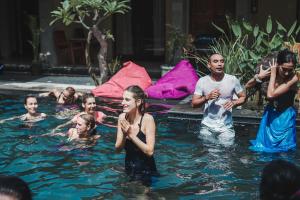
[279, 65, 295, 73]
[62, 93, 74, 102]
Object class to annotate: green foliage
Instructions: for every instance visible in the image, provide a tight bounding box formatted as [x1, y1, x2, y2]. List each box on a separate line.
[50, 0, 130, 85]
[107, 56, 122, 76]
[50, 0, 130, 29]
[166, 25, 194, 66]
[191, 15, 300, 84]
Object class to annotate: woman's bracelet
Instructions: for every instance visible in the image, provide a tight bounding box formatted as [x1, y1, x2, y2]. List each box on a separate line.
[254, 74, 262, 83]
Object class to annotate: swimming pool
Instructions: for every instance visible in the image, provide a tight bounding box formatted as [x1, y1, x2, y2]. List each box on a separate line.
[0, 93, 300, 199]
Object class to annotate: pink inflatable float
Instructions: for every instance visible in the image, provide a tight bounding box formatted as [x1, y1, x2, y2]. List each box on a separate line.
[92, 61, 152, 98]
[146, 60, 199, 99]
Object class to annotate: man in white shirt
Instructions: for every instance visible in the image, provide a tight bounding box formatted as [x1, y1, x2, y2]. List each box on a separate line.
[192, 53, 246, 146]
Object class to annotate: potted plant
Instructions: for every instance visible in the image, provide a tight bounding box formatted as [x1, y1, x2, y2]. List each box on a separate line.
[162, 25, 194, 76]
[27, 15, 43, 75]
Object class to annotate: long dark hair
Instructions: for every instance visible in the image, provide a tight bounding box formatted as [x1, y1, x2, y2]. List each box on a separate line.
[125, 85, 146, 114]
[82, 93, 95, 104]
[277, 49, 297, 66]
[24, 95, 37, 105]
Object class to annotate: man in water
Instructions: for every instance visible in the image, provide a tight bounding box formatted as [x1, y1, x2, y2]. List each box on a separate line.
[192, 53, 246, 146]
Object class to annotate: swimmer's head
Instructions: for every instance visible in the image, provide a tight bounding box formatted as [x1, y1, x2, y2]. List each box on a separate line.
[277, 49, 297, 78]
[24, 95, 38, 114]
[123, 85, 146, 114]
[62, 87, 76, 104]
[82, 93, 96, 114]
[0, 175, 32, 200]
[76, 114, 96, 136]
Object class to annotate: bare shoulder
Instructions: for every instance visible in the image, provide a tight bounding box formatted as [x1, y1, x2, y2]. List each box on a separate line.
[52, 89, 61, 97]
[93, 135, 101, 140]
[143, 113, 155, 123]
[118, 113, 126, 121]
[142, 114, 155, 134]
[67, 128, 76, 137]
[75, 92, 83, 97]
[20, 114, 27, 121]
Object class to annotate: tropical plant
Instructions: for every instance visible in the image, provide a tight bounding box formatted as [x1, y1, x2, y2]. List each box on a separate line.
[186, 15, 300, 84]
[166, 24, 195, 66]
[107, 56, 122, 77]
[50, 0, 130, 85]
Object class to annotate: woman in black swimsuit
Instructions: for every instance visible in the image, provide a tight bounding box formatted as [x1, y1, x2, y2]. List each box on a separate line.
[115, 85, 158, 185]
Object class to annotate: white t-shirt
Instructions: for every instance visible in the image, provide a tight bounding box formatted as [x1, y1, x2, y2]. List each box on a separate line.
[194, 74, 244, 128]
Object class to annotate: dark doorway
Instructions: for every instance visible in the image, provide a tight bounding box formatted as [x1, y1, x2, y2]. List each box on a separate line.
[189, 0, 235, 37]
[114, 0, 165, 61]
[131, 0, 153, 59]
[0, 0, 39, 63]
[20, 0, 39, 61]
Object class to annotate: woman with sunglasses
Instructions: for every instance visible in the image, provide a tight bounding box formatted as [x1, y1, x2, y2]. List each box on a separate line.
[52, 93, 105, 133]
[39, 87, 83, 119]
[39, 87, 82, 105]
[250, 49, 299, 152]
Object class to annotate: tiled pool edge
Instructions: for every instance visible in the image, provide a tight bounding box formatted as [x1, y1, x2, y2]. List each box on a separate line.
[168, 96, 300, 129]
[0, 80, 94, 93]
[0, 81, 299, 128]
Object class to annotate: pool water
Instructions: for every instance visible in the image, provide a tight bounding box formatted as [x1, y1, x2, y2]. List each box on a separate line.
[0, 94, 300, 199]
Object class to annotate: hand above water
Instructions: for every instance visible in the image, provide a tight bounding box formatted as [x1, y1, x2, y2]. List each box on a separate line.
[120, 119, 131, 134]
[120, 119, 140, 139]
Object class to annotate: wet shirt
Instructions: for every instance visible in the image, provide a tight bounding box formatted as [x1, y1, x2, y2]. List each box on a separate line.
[194, 74, 243, 128]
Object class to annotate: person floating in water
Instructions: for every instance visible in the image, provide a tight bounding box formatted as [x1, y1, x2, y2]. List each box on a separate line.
[191, 53, 246, 146]
[50, 113, 100, 151]
[115, 85, 158, 186]
[67, 113, 100, 141]
[71, 93, 106, 124]
[21, 95, 47, 122]
[53, 93, 106, 132]
[0, 95, 46, 123]
[39, 87, 82, 105]
[39, 87, 83, 119]
[250, 49, 299, 152]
